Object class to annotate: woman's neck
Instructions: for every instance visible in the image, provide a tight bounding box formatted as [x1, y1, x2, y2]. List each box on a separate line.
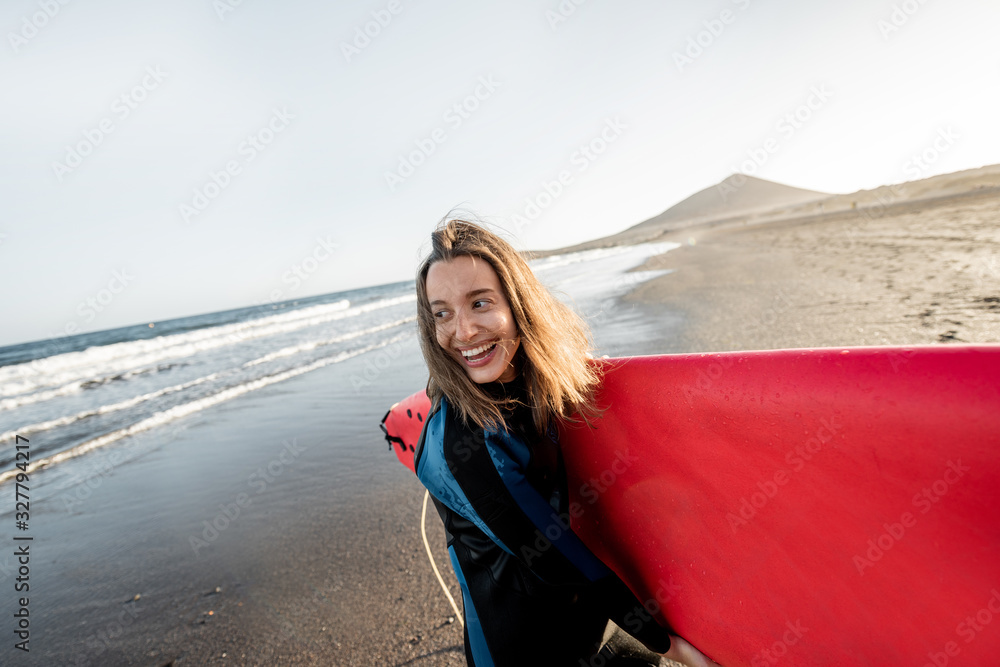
[483, 367, 525, 397]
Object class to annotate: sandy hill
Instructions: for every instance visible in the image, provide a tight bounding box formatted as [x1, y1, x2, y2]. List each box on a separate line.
[530, 164, 1000, 257]
[806, 163, 1000, 213]
[628, 174, 828, 233]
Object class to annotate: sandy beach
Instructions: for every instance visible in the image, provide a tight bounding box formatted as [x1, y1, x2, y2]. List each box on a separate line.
[625, 188, 1000, 352]
[6, 178, 998, 666]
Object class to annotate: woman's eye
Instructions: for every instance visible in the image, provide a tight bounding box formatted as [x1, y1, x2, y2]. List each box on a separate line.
[473, 299, 488, 309]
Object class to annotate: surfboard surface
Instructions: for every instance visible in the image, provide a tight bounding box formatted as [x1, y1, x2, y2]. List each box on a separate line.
[381, 345, 1000, 666]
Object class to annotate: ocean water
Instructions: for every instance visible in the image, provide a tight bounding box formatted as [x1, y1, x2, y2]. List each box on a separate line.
[0, 242, 679, 494]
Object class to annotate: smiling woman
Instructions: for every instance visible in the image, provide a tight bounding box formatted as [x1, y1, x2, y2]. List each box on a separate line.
[426, 255, 521, 384]
[411, 218, 718, 666]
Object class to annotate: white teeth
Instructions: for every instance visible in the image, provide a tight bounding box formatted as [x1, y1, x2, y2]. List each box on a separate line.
[461, 342, 496, 358]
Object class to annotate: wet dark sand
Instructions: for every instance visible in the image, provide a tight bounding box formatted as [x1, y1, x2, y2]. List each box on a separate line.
[8, 340, 471, 666]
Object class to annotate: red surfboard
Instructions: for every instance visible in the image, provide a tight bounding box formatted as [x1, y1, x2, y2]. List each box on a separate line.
[381, 345, 1000, 666]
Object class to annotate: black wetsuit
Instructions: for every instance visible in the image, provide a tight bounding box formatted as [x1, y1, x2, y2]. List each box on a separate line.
[413, 374, 672, 666]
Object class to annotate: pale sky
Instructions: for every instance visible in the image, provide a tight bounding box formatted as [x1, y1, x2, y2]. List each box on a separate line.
[2, 0, 998, 346]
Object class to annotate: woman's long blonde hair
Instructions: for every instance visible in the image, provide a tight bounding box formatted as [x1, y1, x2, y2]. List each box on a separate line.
[415, 218, 604, 433]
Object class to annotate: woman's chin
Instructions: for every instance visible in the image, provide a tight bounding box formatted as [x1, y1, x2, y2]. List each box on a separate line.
[467, 363, 506, 384]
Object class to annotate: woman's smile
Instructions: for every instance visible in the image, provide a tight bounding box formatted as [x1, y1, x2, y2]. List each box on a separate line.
[459, 340, 498, 364]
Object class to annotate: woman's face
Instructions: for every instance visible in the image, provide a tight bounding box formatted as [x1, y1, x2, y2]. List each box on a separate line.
[426, 255, 521, 384]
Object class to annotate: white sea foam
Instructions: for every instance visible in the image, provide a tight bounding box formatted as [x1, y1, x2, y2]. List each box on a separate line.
[0, 379, 86, 412]
[2, 318, 416, 441]
[0, 371, 223, 445]
[0, 295, 415, 400]
[242, 316, 415, 368]
[529, 245, 636, 272]
[0, 332, 413, 486]
[529, 242, 678, 273]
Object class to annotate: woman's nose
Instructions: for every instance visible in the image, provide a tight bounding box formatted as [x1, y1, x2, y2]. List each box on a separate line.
[454, 307, 479, 342]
